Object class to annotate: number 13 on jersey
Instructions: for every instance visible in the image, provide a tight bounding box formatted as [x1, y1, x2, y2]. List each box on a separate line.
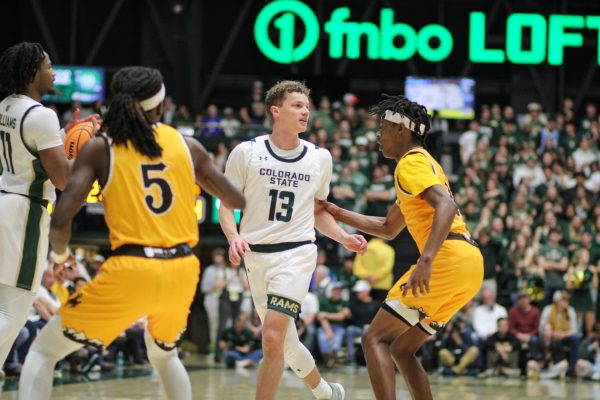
[268, 189, 295, 222]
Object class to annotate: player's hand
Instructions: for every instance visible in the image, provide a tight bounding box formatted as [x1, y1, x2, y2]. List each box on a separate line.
[228, 235, 250, 266]
[402, 258, 432, 298]
[342, 234, 367, 255]
[318, 200, 341, 219]
[65, 108, 101, 135]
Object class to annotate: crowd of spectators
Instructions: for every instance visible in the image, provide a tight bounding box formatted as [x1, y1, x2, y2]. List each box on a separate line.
[5, 82, 599, 381]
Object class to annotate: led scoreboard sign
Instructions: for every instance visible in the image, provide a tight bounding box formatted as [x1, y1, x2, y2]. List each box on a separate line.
[254, 1, 600, 65]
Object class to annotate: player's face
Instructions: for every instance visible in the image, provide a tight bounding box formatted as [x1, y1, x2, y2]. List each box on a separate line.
[35, 53, 56, 95]
[272, 92, 310, 133]
[377, 119, 403, 159]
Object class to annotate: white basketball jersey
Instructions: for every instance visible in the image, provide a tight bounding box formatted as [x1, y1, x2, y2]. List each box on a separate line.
[0, 94, 62, 203]
[224, 135, 332, 244]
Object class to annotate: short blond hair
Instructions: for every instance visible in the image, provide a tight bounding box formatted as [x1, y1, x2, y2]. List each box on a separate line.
[264, 80, 311, 123]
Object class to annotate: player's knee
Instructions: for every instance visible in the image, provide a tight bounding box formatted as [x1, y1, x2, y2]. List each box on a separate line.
[394, 332, 428, 359]
[361, 328, 377, 351]
[262, 328, 285, 357]
[282, 337, 302, 364]
[391, 341, 416, 361]
[283, 340, 314, 378]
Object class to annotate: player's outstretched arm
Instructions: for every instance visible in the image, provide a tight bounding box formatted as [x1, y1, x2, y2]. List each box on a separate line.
[184, 137, 245, 211]
[49, 138, 106, 256]
[314, 200, 367, 254]
[319, 200, 406, 240]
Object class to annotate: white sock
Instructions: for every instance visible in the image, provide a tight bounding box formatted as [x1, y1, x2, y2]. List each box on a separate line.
[311, 378, 333, 399]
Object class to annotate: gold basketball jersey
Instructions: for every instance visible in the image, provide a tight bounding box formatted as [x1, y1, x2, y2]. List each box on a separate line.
[102, 123, 198, 250]
[394, 147, 469, 252]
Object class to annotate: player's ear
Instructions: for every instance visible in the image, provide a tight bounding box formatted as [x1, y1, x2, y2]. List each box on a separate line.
[270, 105, 279, 119]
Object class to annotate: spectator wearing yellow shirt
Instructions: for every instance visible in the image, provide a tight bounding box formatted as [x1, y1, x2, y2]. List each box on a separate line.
[50, 260, 76, 305]
[353, 237, 395, 302]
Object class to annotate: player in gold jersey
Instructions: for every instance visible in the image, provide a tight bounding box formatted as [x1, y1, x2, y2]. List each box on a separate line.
[19, 67, 245, 400]
[322, 95, 483, 400]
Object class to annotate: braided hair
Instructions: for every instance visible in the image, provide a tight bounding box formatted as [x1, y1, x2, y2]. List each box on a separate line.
[0, 42, 45, 98]
[369, 94, 431, 145]
[103, 67, 163, 158]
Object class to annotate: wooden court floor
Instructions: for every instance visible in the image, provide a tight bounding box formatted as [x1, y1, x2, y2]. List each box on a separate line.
[2, 358, 600, 399]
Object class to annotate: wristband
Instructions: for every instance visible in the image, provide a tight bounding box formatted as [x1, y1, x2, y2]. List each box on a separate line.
[50, 249, 70, 264]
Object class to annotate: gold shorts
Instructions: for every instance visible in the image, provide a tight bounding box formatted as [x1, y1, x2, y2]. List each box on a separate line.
[385, 239, 483, 334]
[60, 254, 200, 349]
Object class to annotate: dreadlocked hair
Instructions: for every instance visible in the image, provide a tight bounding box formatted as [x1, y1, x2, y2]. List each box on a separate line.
[103, 66, 164, 158]
[0, 42, 45, 98]
[369, 94, 431, 146]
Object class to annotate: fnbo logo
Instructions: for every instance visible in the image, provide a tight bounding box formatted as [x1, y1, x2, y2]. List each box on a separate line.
[254, 1, 320, 64]
[254, 0, 452, 64]
[255, 1, 600, 66]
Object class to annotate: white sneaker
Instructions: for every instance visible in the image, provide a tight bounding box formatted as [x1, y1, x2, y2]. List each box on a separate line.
[329, 382, 345, 400]
[235, 359, 253, 369]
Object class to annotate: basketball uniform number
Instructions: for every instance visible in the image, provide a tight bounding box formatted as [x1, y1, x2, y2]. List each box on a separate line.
[141, 163, 173, 214]
[268, 189, 295, 222]
[0, 130, 14, 174]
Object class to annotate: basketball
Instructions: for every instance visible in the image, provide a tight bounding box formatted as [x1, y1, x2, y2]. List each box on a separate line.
[64, 121, 94, 160]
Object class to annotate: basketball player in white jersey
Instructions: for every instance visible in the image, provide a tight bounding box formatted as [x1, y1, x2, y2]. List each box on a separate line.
[219, 80, 367, 400]
[0, 42, 97, 373]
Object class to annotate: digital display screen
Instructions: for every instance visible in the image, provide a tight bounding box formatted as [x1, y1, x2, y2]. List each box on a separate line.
[44, 65, 105, 104]
[405, 76, 475, 119]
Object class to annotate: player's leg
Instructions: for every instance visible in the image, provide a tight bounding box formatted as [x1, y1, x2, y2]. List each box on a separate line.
[240, 251, 283, 398]
[0, 285, 35, 367]
[145, 255, 199, 400]
[255, 309, 291, 400]
[143, 328, 191, 400]
[389, 325, 433, 400]
[21, 255, 158, 398]
[280, 317, 343, 399]
[18, 316, 83, 400]
[362, 244, 468, 400]
[258, 311, 344, 399]
[361, 307, 412, 400]
[0, 195, 48, 367]
[249, 245, 344, 399]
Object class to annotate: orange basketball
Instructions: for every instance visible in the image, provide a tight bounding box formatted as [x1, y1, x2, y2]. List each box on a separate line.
[64, 121, 94, 160]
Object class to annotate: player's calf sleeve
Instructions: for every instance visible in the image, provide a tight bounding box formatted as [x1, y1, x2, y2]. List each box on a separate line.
[284, 332, 315, 379]
[144, 329, 191, 400]
[19, 316, 82, 400]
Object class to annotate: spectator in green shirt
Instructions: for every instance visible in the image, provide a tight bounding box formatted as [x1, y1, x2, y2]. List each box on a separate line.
[333, 256, 358, 302]
[219, 315, 263, 369]
[331, 165, 358, 211]
[539, 227, 569, 307]
[317, 283, 350, 368]
[363, 165, 395, 218]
